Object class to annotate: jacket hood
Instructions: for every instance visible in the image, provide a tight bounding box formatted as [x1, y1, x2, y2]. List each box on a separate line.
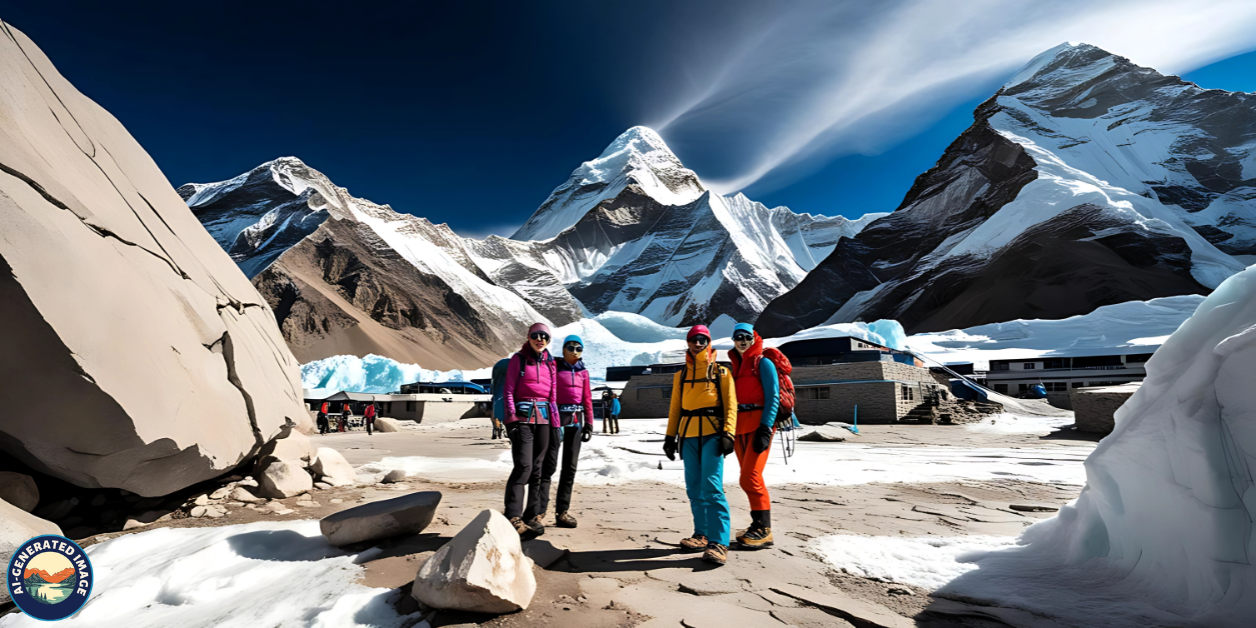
[729, 331, 763, 376]
[557, 358, 586, 372]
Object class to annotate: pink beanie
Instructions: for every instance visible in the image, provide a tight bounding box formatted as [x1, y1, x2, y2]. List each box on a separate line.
[687, 325, 711, 340]
[528, 322, 551, 337]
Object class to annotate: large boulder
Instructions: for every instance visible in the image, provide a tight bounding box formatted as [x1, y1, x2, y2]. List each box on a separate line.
[257, 459, 313, 498]
[0, 472, 39, 512]
[412, 509, 536, 613]
[374, 417, 402, 433]
[311, 447, 357, 487]
[319, 491, 441, 546]
[0, 25, 312, 497]
[1, 498, 61, 604]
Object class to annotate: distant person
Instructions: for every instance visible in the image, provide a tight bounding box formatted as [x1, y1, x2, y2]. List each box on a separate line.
[340, 404, 351, 432]
[728, 323, 788, 551]
[663, 325, 738, 566]
[364, 402, 377, 435]
[610, 392, 621, 434]
[317, 401, 330, 435]
[503, 322, 559, 537]
[601, 390, 621, 434]
[539, 335, 595, 528]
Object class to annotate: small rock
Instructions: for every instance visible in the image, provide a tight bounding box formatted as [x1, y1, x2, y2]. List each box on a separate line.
[314, 482, 332, 490]
[320, 491, 442, 546]
[206, 509, 225, 519]
[257, 459, 314, 499]
[190, 506, 208, 518]
[311, 448, 357, 487]
[381, 469, 407, 484]
[798, 426, 848, 442]
[297, 501, 321, 508]
[1, 501, 60, 604]
[231, 486, 265, 503]
[887, 588, 914, 596]
[239, 477, 258, 488]
[274, 508, 295, 516]
[194, 494, 210, 506]
[411, 509, 535, 613]
[210, 487, 232, 500]
[330, 499, 343, 504]
[1009, 504, 1059, 512]
[227, 501, 245, 507]
[123, 519, 146, 530]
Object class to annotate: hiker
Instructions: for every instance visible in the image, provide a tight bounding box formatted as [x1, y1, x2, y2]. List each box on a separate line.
[503, 322, 559, 537]
[663, 324, 738, 566]
[340, 404, 351, 432]
[364, 402, 377, 435]
[317, 401, 330, 435]
[538, 335, 595, 528]
[609, 391, 621, 434]
[728, 322, 786, 550]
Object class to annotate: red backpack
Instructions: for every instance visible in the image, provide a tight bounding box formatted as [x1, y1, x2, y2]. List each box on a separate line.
[754, 348, 795, 417]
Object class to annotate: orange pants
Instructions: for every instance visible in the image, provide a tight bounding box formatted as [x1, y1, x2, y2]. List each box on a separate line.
[734, 430, 772, 511]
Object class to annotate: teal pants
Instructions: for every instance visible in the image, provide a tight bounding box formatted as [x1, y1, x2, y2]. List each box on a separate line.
[681, 434, 730, 546]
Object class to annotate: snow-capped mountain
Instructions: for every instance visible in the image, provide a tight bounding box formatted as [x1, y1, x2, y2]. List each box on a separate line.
[758, 42, 1253, 337]
[187, 128, 878, 365]
[183, 158, 560, 368]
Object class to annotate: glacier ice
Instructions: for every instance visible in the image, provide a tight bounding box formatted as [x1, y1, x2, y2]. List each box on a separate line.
[301, 354, 490, 395]
[938, 266, 1256, 626]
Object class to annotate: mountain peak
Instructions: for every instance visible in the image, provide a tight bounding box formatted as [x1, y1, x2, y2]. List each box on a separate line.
[596, 126, 673, 160]
[1005, 42, 1117, 90]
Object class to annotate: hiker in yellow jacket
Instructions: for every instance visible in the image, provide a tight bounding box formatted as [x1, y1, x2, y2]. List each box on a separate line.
[663, 324, 738, 566]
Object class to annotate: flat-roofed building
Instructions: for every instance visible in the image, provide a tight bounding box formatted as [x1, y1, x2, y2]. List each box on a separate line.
[985, 346, 1158, 409]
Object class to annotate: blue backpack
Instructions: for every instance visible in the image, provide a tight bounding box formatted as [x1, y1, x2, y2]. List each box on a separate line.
[491, 357, 511, 421]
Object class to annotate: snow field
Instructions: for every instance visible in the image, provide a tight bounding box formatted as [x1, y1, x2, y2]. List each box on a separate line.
[809, 535, 1017, 590]
[0, 521, 418, 628]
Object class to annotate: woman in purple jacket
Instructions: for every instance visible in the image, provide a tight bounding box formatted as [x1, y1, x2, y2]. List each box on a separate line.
[539, 334, 595, 528]
[504, 322, 559, 537]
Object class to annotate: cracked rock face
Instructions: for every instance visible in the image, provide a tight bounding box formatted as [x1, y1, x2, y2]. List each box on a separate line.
[0, 23, 311, 497]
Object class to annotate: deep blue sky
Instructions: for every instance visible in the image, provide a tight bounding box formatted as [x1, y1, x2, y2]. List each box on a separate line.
[5, 2, 1255, 236]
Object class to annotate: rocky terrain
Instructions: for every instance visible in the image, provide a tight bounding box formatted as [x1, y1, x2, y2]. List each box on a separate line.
[759, 43, 1253, 337]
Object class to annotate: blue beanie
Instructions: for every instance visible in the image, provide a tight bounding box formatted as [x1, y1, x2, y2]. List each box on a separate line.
[563, 334, 584, 347]
[733, 323, 754, 336]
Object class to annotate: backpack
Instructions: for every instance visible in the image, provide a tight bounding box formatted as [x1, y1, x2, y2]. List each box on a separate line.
[755, 347, 796, 417]
[490, 357, 512, 421]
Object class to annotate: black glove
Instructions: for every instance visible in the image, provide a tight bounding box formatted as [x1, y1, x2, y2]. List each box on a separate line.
[581, 424, 593, 442]
[719, 433, 736, 457]
[663, 435, 677, 461]
[753, 423, 774, 454]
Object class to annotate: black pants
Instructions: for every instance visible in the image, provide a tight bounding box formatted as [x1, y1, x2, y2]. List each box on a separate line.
[366, 418, 373, 435]
[539, 421, 584, 515]
[317, 414, 328, 434]
[504, 421, 551, 519]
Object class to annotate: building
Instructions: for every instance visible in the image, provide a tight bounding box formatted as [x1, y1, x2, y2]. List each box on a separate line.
[618, 336, 947, 424]
[985, 346, 1158, 409]
[306, 390, 490, 424]
[1070, 382, 1140, 434]
[398, 381, 486, 394]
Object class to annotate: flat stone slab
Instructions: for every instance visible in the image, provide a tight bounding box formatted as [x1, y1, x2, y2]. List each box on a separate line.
[771, 583, 913, 628]
[799, 425, 848, 442]
[320, 491, 442, 546]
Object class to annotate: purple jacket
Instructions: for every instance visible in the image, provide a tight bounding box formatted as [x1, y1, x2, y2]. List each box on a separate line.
[504, 348, 558, 426]
[555, 359, 595, 427]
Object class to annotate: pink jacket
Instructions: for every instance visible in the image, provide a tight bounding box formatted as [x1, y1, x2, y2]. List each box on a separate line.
[504, 348, 558, 426]
[555, 359, 595, 427]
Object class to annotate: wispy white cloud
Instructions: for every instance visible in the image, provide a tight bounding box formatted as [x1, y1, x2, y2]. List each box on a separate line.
[647, 0, 1256, 194]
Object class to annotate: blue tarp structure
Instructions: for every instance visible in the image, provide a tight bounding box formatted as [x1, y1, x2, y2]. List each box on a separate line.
[1028, 383, 1048, 399]
[950, 379, 989, 402]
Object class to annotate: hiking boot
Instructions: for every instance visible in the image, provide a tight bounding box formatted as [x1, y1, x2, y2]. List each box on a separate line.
[527, 515, 546, 536]
[556, 512, 578, 528]
[702, 543, 729, 566]
[679, 534, 708, 553]
[509, 517, 531, 537]
[736, 526, 774, 550]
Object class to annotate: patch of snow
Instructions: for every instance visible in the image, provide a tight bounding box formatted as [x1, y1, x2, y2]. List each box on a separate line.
[810, 535, 1017, 590]
[964, 412, 1075, 435]
[0, 521, 419, 628]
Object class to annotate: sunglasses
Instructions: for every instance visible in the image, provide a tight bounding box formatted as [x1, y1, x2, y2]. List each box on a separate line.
[733, 333, 753, 342]
[529, 333, 550, 341]
[689, 335, 710, 346]
[564, 343, 583, 352]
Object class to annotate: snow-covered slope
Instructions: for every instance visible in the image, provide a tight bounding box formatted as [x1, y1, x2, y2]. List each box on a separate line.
[940, 267, 1256, 626]
[759, 43, 1252, 337]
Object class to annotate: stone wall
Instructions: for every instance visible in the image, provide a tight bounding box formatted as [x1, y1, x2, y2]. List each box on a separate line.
[620, 373, 676, 419]
[1071, 384, 1139, 434]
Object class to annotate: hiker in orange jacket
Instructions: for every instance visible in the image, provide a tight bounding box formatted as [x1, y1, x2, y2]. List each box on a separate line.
[727, 323, 781, 550]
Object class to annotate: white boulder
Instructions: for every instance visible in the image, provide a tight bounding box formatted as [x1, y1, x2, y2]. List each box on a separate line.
[0, 25, 312, 497]
[257, 430, 318, 467]
[412, 509, 536, 613]
[374, 417, 402, 433]
[1, 498, 61, 604]
[311, 447, 356, 487]
[320, 491, 441, 546]
[0, 472, 38, 512]
[257, 459, 313, 498]
[231, 486, 264, 503]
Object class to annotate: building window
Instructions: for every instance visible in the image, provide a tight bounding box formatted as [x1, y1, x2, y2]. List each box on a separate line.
[991, 362, 1009, 371]
[801, 387, 830, 400]
[1044, 382, 1067, 392]
[1089, 381, 1126, 387]
[1018, 384, 1029, 392]
[1071, 382, 1084, 388]
[993, 384, 1008, 393]
[1043, 358, 1069, 370]
[1125, 353, 1153, 363]
[900, 385, 914, 401]
[1023, 363, 1036, 369]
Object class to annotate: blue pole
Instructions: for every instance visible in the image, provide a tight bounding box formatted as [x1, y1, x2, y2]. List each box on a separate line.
[852, 404, 859, 434]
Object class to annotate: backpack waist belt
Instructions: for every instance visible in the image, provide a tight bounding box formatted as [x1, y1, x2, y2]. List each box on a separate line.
[680, 407, 721, 418]
[737, 404, 763, 412]
[558, 404, 584, 413]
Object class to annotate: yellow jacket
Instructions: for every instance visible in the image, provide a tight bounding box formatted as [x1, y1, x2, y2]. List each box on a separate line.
[666, 348, 738, 438]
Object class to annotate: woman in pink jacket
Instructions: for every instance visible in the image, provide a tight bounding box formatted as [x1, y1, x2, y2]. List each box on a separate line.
[503, 322, 559, 537]
[539, 334, 595, 528]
